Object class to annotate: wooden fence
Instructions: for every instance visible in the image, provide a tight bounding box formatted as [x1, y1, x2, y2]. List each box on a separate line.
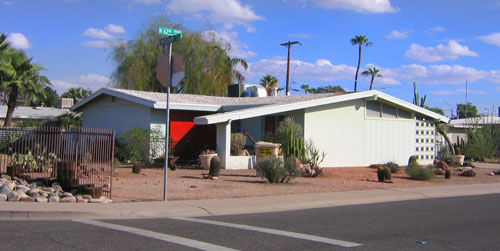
[0, 127, 115, 198]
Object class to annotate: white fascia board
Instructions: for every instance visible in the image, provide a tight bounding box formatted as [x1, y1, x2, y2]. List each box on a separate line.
[71, 88, 156, 111]
[374, 91, 449, 123]
[194, 91, 375, 125]
[154, 102, 221, 112]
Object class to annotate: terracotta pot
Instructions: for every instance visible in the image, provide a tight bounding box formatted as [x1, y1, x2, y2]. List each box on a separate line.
[199, 154, 218, 169]
[451, 155, 465, 165]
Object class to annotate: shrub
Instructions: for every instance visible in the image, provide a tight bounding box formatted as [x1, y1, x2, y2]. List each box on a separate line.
[406, 161, 435, 181]
[231, 133, 246, 155]
[385, 162, 400, 173]
[119, 127, 150, 163]
[262, 116, 303, 145]
[302, 139, 326, 168]
[463, 119, 500, 160]
[256, 157, 300, 183]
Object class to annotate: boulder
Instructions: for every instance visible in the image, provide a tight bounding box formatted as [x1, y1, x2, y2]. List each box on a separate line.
[0, 194, 7, 201]
[48, 196, 60, 203]
[82, 194, 92, 200]
[35, 196, 48, 203]
[89, 198, 103, 203]
[61, 196, 76, 203]
[62, 192, 73, 197]
[0, 184, 12, 195]
[20, 196, 35, 202]
[7, 191, 21, 201]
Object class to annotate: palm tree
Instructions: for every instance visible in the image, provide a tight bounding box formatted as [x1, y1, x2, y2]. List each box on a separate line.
[300, 84, 310, 94]
[361, 67, 383, 90]
[0, 33, 10, 104]
[229, 57, 248, 84]
[259, 75, 278, 96]
[1, 49, 50, 127]
[61, 87, 92, 104]
[351, 35, 372, 92]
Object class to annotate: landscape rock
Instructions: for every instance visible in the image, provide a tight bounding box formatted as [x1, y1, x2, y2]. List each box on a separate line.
[62, 192, 74, 197]
[0, 184, 12, 195]
[0, 194, 7, 201]
[48, 196, 60, 203]
[35, 196, 48, 203]
[82, 194, 92, 200]
[7, 191, 21, 201]
[89, 198, 103, 203]
[20, 196, 35, 202]
[28, 188, 40, 197]
[61, 196, 76, 203]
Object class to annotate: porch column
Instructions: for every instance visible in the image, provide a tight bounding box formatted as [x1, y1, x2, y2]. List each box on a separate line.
[216, 120, 231, 168]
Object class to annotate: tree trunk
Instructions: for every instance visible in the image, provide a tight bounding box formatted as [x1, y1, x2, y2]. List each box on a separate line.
[436, 123, 455, 155]
[4, 85, 18, 127]
[369, 76, 374, 90]
[354, 45, 362, 92]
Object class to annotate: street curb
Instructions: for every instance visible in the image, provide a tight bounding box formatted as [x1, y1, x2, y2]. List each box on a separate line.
[0, 211, 99, 220]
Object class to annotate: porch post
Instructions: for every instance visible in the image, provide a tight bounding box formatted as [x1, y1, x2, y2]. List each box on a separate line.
[216, 120, 231, 168]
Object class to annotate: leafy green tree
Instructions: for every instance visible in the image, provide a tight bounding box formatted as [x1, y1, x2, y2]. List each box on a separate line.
[61, 87, 92, 104]
[361, 67, 382, 90]
[428, 107, 445, 116]
[111, 16, 239, 96]
[0, 33, 10, 104]
[308, 85, 345, 94]
[456, 103, 479, 119]
[230, 56, 248, 84]
[26, 86, 59, 107]
[350, 35, 372, 92]
[300, 84, 310, 94]
[0, 48, 50, 127]
[259, 75, 278, 96]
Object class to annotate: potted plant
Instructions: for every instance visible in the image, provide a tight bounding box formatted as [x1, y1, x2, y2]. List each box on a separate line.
[451, 147, 465, 165]
[199, 149, 217, 169]
[231, 133, 247, 156]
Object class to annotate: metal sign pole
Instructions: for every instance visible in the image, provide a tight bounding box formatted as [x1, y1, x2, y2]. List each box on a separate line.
[163, 42, 172, 201]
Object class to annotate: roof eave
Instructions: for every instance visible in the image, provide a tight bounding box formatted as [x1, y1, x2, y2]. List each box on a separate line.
[71, 88, 156, 111]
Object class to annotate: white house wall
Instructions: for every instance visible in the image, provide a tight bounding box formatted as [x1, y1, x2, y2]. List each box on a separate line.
[80, 95, 151, 137]
[304, 99, 417, 167]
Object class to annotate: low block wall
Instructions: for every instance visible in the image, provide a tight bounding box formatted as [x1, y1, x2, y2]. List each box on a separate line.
[225, 156, 256, 170]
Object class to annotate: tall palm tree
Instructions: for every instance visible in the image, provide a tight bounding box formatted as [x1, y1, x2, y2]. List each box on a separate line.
[0, 33, 10, 104]
[259, 75, 278, 96]
[229, 57, 248, 84]
[300, 84, 310, 94]
[361, 67, 383, 90]
[351, 35, 372, 92]
[1, 49, 50, 127]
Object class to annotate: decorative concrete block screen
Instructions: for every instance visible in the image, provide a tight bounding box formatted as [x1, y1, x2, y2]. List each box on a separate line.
[415, 120, 436, 165]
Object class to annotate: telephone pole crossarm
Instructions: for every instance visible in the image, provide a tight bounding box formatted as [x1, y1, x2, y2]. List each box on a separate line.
[280, 41, 302, 96]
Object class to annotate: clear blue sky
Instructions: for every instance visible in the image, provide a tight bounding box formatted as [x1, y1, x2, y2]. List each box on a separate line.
[2, 0, 500, 116]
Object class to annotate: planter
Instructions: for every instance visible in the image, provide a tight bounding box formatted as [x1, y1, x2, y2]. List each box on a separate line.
[451, 155, 465, 165]
[199, 154, 218, 170]
[132, 164, 142, 174]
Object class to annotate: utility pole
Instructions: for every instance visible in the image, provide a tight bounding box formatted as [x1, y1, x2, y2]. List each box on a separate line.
[280, 41, 301, 96]
[465, 79, 468, 118]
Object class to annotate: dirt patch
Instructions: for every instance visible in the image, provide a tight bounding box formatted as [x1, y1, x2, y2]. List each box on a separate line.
[111, 166, 500, 202]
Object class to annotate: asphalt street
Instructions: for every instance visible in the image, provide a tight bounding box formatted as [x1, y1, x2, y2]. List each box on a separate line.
[2, 194, 500, 250]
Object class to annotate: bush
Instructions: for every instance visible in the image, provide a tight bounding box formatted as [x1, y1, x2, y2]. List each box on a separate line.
[256, 157, 301, 183]
[463, 119, 500, 161]
[385, 162, 400, 173]
[262, 116, 303, 145]
[406, 161, 435, 181]
[231, 133, 246, 155]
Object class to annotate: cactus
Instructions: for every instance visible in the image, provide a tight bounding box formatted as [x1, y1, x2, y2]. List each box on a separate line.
[283, 128, 305, 158]
[413, 82, 427, 107]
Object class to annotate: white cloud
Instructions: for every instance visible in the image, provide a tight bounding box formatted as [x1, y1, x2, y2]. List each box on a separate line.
[6, 33, 31, 49]
[405, 40, 479, 62]
[83, 28, 114, 39]
[432, 90, 456, 96]
[477, 32, 500, 47]
[287, 33, 315, 38]
[166, 0, 264, 31]
[202, 30, 258, 59]
[51, 74, 111, 94]
[386, 30, 407, 39]
[133, 0, 161, 4]
[305, 0, 398, 13]
[105, 24, 126, 34]
[3, 1, 16, 6]
[80, 40, 123, 48]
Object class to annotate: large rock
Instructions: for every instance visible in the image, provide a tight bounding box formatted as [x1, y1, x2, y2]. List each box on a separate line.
[62, 192, 73, 198]
[89, 198, 103, 203]
[0, 194, 7, 201]
[82, 194, 92, 200]
[61, 196, 76, 203]
[35, 196, 48, 203]
[0, 184, 12, 195]
[20, 196, 35, 202]
[48, 196, 60, 203]
[28, 188, 40, 197]
[7, 191, 21, 201]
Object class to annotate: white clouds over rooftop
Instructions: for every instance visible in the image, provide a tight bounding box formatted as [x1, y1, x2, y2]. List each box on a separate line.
[306, 0, 398, 13]
[6, 33, 31, 49]
[405, 40, 479, 62]
[105, 24, 126, 34]
[202, 30, 257, 59]
[81, 24, 126, 48]
[166, 0, 264, 31]
[83, 28, 114, 40]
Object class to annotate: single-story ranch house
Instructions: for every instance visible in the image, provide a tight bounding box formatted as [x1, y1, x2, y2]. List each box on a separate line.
[72, 88, 448, 169]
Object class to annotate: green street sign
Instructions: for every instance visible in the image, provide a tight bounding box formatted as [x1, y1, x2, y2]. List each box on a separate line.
[160, 34, 182, 45]
[158, 27, 183, 37]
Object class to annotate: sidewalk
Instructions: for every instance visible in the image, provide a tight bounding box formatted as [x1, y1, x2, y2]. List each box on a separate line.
[2, 182, 500, 220]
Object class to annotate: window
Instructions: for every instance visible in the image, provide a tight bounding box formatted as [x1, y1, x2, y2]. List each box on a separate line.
[366, 101, 381, 117]
[264, 115, 286, 134]
[382, 103, 397, 118]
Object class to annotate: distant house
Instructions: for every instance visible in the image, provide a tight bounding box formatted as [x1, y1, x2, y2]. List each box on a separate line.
[0, 106, 70, 125]
[73, 88, 448, 168]
[447, 117, 500, 145]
